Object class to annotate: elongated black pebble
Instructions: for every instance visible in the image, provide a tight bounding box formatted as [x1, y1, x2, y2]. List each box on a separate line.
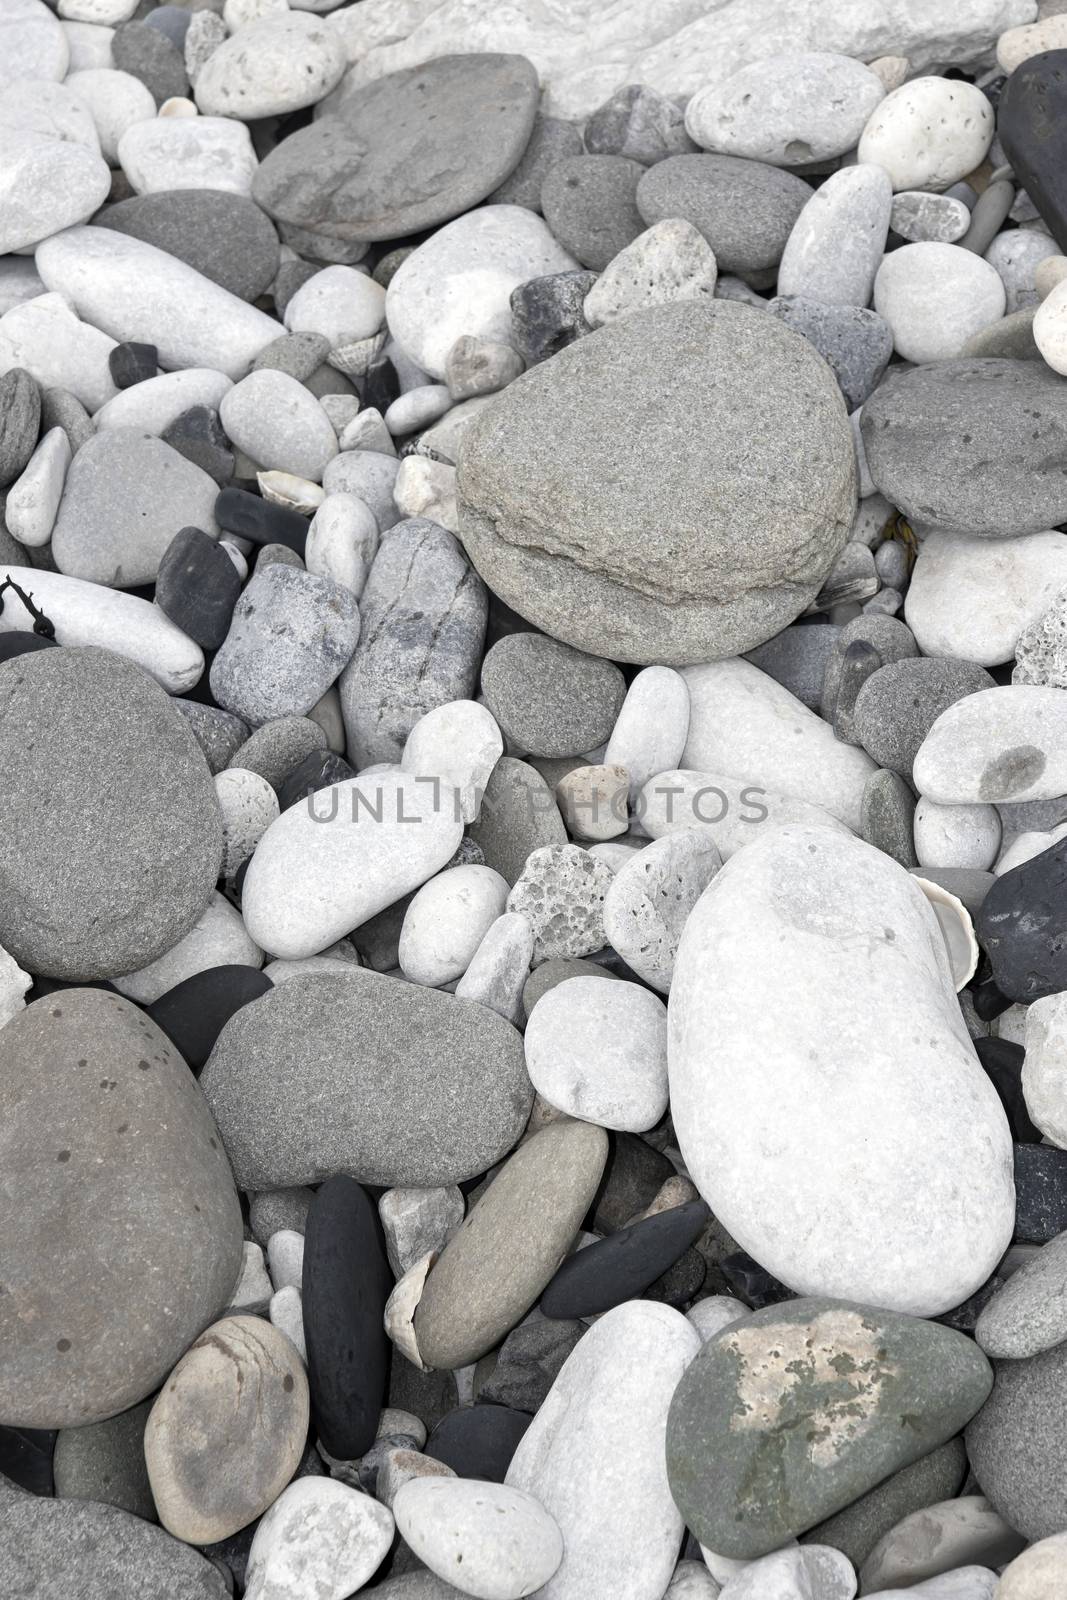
[148, 964, 274, 1074]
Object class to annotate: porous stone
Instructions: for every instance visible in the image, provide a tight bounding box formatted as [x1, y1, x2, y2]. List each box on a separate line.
[510, 270, 597, 365]
[194, 11, 346, 118]
[858, 76, 994, 191]
[584, 219, 717, 328]
[891, 191, 972, 243]
[686, 51, 885, 166]
[506, 843, 614, 962]
[458, 300, 855, 666]
[635, 153, 811, 275]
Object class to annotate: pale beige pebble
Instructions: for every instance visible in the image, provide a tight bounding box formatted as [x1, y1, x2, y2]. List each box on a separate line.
[257, 469, 325, 514]
[867, 55, 910, 91]
[445, 334, 524, 401]
[1035, 254, 1067, 298]
[996, 1530, 1067, 1597]
[393, 455, 458, 531]
[556, 763, 630, 842]
[159, 97, 199, 117]
[1022, 992, 1067, 1148]
[997, 14, 1067, 71]
[144, 1314, 309, 1545]
[226, 1240, 272, 1313]
[267, 1228, 304, 1291]
[384, 1251, 436, 1371]
[627, 1174, 700, 1226]
[376, 1448, 455, 1510]
[269, 1285, 306, 1360]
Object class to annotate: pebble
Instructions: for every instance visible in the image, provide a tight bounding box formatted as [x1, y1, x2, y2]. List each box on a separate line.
[985, 226, 1061, 313]
[906, 531, 1067, 668]
[602, 830, 722, 992]
[118, 113, 258, 197]
[194, 11, 345, 118]
[393, 457, 459, 531]
[65, 67, 155, 164]
[768, 295, 892, 408]
[506, 843, 614, 962]
[636, 153, 812, 275]
[542, 1198, 710, 1319]
[583, 218, 717, 327]
[582, 83, 693, 164]
[604, 665, 690, 799]
[853, 658, 996, 778]
[509, 269, 597, 364]
[426, 1405, 530, 1484]
[802, 1438, 968, 1575]
[97, 188, 280, 301]
[148, 963, 273, 1074]
[111, 890, 262, 1005]
[506, 1302, 699, 1600]
[155, 523, 241, 649]
[215, 768, 279, 877]
[113, 18, 189, 103]
[231, 714, 327, 791]
[966, 1339, 1067, 1541]
[220, 370, 337, 482]
[999, 48, 1067, 254]
[53, 1400, 155, 1521]
[978, 835, 1067, 1003]
[257, 54, 539, 243]
[525, 974, 668, 1130]
[144, 1314, 308, 1544]
[244, 1477, 393, 1600]
[399, 864, 510, 987]
[686, 52, 885, 166]
[667, 1296, 993, 1560]
[540, 154, 646, 271]
[891, 190, 972, 243]
[401, 700, 503, 826]
[670, 827, 1014, 1315]
[445, 335, 524, 401]
[394, 1478, 562, 1600]
[4, 425, 69, 548]
[858, 76, 994, 191]
[1021, 993, 1067, 1147]
[379, 1186, 465, 1279]
[0, 124, 110, 257]
[914, 685, 1067, 804]
[914, 800, 1002, 872]
[874, 243, 1006, 361]
[468, 756, 567, 887]
[0, 291, 117, 413]
[0, 987, 241, 1433]
[283, 265, 386, 350]
[200, 971, 532, 1188]
[458, 302, 855, 665]
[453, 912, 533, 1025]
[480, 633, 625, 759]
[718, 1546, 857, 1600]
[777, 164, 893, 306]
[859, 1497, 1023, 1592]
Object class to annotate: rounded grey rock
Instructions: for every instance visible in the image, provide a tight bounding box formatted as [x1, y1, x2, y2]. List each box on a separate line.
[175, 701, 250, 775]
[0, 368, 40, 489]
[112, 21, 189, 105]
[95, 190, 280, 302]
[975, 1230, 1067, 1359]
[854, 657, 996, 777]
[254, 54, 540, 243]
[745, 622, 841, 710]
[0, 648, 223, 979]
[458, 301, 856, 665]
[860, 767, 918, 868]
[966, 1341, 1067, 1542]
[768, 295, 892, 410]
[522, 955, 616, 1019]
[637, 153, 811, 274]
[540, 155, 645, 271]
[480, 633, 625, 758]
[821, 614, 918, 721]
[489, 116, 584, 212]
[229, 714, 327, 792]
[53, 1401, 155, 1520]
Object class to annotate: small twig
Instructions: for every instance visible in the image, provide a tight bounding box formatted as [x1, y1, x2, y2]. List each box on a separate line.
[0, 577, 57, 639]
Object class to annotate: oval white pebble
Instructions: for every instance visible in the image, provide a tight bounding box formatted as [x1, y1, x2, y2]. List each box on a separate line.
[399, 864, 510, 987]
[64, 67, 155, 164]
[221, 369, 338, 482]
[214, 768, 280, 878]
[284, 263, 386, 347]
[603, 829, 721, 993]
[858, 76, 994, 192]
[94, 368, 233, 435]
[686, 51, 885, 167]
[118, 114, 259, 197]
[305, 492, 380, 598]
[905, 530, 1067, 669]
[195, 12, 347, 120]
[914, 798, 1002, 872]
[393, 1477, 564, 1600]
[524, 974, 669, 1132]
[4, 426, 70, 548]
[244, 1476, 393, 1600]
[401, 699, 504, 825]
[604, 664, 690, 800]
[874, 242, 1005, 362]
[914, 686, 1067, 805]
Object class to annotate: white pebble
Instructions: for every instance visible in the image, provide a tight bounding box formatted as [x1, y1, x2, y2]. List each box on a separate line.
[1034, 276, 1067, 375]
[0, 942, 32, 1033]
[64, 67, 155, 164]
[0, 127, 109, 255]
[61, 19, 114, 71]
[118, 114, 259, 197]
[195, 13, 347, 120]
[858, 76, 994, 191]
[777, 163, 893, 307]
[454, 911, 534, 1026]
[399, 864, 510, 987]
[524, 975, 669, 1132]
[57, 0, 136, 21]
[604, 664, 690, 802]
[1023, 994, 1067, 1149]
[583, 219, 717, 328]
[394, 1477, 563, 1600]
[874, 242, 1005, 361]
[284, 264, 386, 347]
[244, 1477, 393, 1600]
[269, 1285, 306, 1360]
[686, 51, 885, 166]
[94, 369, 233, 435]
[384, 384, 452, 436]
[305, 492, 380, 597]
[214, 767, 280, 878]
[997, 14, 1067, 73]
[401, 699, 504, 825]
[4, 426, 70, 548]
[267, 1229, 304, 1292]
[914, 798, 1002, 871]
[603, 829, 721, 993]
[393, 456, 459, 532]
[686, 1296, 749, 1342]
[338, 406, 395, 456]
[985, 227, 1061, 313]
[221, 369, 338, 483]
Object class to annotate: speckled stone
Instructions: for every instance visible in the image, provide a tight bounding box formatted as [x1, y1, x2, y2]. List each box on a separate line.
[966, 1339, 1067, 1542]
[853, 657, 997, 778]
[480, 633, 625, 758]
[506, 844, 615, 961]
[637, 153, 811, 275]
[540, 155, 645, 271]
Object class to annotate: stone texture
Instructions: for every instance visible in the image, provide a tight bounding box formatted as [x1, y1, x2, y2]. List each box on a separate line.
[467, 756, 567, 886]
[853, 658, 997, 778]
[966, 1340, 1067, 1541]
[584, 83, 695, 164]
[541, 155, 645, 271]
[905, 531, 1067, 669]
[0, 990, 242, 1428]
[458, 300, 855, 666]
[636, 153, 811, 274]
[244, 1477, 394, 1600]
[768, 295, 892, 409]
[802, 1438, 968, 1572]
[52, 1401, 155, 1520]
[95, 189, 280, 301]
[394, 1478, 562, 1599]
[686, 51, 885, 166]
[507, 843, 614, 961]
[480, 633, 625, 758]
[778, 164, 893, 307]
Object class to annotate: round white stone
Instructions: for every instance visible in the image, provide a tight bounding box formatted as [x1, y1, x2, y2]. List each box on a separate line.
[668, 826, 1015, 1316]
[94, 369, 234, 434]
[61, 19, 113, 72]
[720, 1545, 857, 1600]
[914, 686, 1067, 805]
[398, 863, 510, 987]
[214, 768, 280, 879]
[603, 666, 689, 801]
[874, 242, 1005, 362]
[221, 369, 338, 483]
[857, 77, 994, 192]
[0, 291, 117, 413]
[386, 205, 579, 380]
[997, 15, 1067, 74]
[393, 1477, 564, 1600]
[4, 426, 70, 549]
[905, 529, 1067, 668]
[1023, 992, 1067, 1148]
[305, 492, 380, 598]
[686, 1296, 749, 1342]
[195, 12, 347, 120]
[118, 115, 259, 197]
[777, 164, 893, 307]
[58, 0, 137, 21]
[0, 79, 100, 152]
[0, 128, 109, 254]
[985, 227, 1060, 314]
[244, 1477, 394, 1600]
[112, 891, 264, 1005]
[914, 798, 1002, 871]
[384, 384, 452, 436]
[36, 226, 281, 380]
[284, 264, 386, 348]
[602, 829, 721, 993]
[524, 974, 669, 1132]
[0, 564, 203, 694]
[401, 699, 504, 826]
[242, 771, 463, 960]
[64, 68, 156, 165]
[686, 51, 885, 166]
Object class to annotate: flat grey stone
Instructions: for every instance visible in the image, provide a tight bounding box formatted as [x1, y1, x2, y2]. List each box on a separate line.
[95, 190, 280, 302]
[0, 368, 40, 489]
[111, 20, 189, 105]
[255, 54, 540, 242]
[53, 1401, 155, 1520]
[175, 700, 249, 775]
[458, 300, 855, 665]
[340, 518, 487, 768]
[0, 647, 222, 979]
[769, 295, 893, 410]
[778, 164, 893, 307]
[584, 83, 696, 164]
[862, 359, 1067, 536]
[200, 970, 532, 1189]
[637, 153, 811, 274]
[854, 657, 997, 778]
[250, 331, 331, 382]
[249, 1186, 314, 1245]
[0, 990, 242, 1428]
[966, 1341, 1067, 1540]
[540, 155, 645, 271]
[489, 115, 584, 211]
[803, 1437, 968, 1571]
[976, 1229, 1067, 1359]
[480, 633, 625, 758]
[229, 714, 327, 792]
[860, 767, 918, 868]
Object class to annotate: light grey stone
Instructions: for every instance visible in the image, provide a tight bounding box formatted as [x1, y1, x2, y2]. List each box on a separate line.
[0, 118, 108, 256]
[914, 686, 1067, 805]
[583, 218, 718, 328]
[524, 973, 668, 1130]
[718, 1546, 856, 1600]
[906, 531, 1067, 669]
[985, 227, 1061, 313]
[118, 115, 258, 196]
[220, 369, 337, 482]
[1021, 994, 1067, 1151]
[244, 1476, 393, 1599]
[604, 665, 691, 799]
[399, 863, 509, 986]
[777, 164, 892, 306]
[686, 51, 884, 167]
[400, 699, 503, 825]
[194, 11, 346, 118]
[453, 910, 534, 1024]
[874, 242, 1006, 363]
[858, 1497, 1025, 1594]
[394, 1478, 563, 1599]
[858, 77, 995, 192]
[379, 1185, 465, 1278]
[602, 830, 721, 992]
[506, 843, 614, 961]
[321, 447, 399, 528]
[891, 191, 972, 243]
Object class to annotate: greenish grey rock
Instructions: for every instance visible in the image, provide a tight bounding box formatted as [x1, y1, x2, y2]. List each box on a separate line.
[200, 971, 533, 1190]
[458, 301, 855, 666]
[522, 955, 617, 1019]
[480, 633, 626, 758]
[962, 306, 1041, 360]
[802, 1437, 967, 1570]
[666, 1297, 993, 1559]
[53, 1402, 155, 1520]
[966, 1340, 1067, 1541]
[860, 768, 917, 868]
[467, 756, 567, 887]
[975, 1230, 1067, 1359]
[414, 1120, 608, 1369]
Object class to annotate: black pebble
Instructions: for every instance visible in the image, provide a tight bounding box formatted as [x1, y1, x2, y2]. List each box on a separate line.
[108, 342, 157, 390]
[720, 1249, 797, 1309]
[278, 750, 356, 813]
[302, 1175, 392, 1460]
[161, 405, 235, 488]
[977, 836, 1067, 1002]
[0, 1426, 54, 1496]
[155, 525, 242, 650]
[974, 1037, 1042, 1143]
[424, 1403, 531, 1482]
[999, 49, 1067, 252]
[147, 964, 273, 1074]
[0, 634, 57, 663]
[362, 357, 401, 414]
[1014, 1143, 1067, 1243]
[510, 271, 599, 366]
[540, 1199, 710, 1319]
[215, 486, 309, 556]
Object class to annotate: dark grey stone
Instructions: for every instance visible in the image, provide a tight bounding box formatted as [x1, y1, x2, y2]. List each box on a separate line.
[249, 1186, 314, 1244]
[510, 270, 598, 365]
[174, 699, 249, 774]
[339, 518, 487, 768]
[488, 115, 584, 211]
[478, 1316, 584, 1411]
[821, 614, 918, 721]
[540, 154, 645, 270]
[271, 258, 319, 316]
[966, 1340, 1067, 1540]
[0, 1485, 228, 1599]
[230, 714, 327, 792]
[0, 648, 223, 979]
[199, 971, 533, 1189]
[467, 756, 567, 887]
[111, 21, 189, 105]
[854, 656, 997, 777]
[95, 191, 280, 302]
[861, 768, 918, 868]
[0, 369, 40, 489]
[155, 524, 241, 650]
[250, 332, 331, 382]
[254, 54, 540, 242]
[480, 632, 625, 758]
[831, 638, 882, 742]
[802, 1438, 968, 1570]
[745, 622, 841, 710]
[458, 301, 856, 665]
[521, 954, 616, 1018]
[583, 83, 696, 165]
[636, 153, 811, 274]
[0, 991, 242, 1428]
[769, 296, 893, 409]
[160, 405, 234, 487]
[53, 1402, 154, 1520]
[39, 388, 93, 455]
[862, 359, 1067, 536]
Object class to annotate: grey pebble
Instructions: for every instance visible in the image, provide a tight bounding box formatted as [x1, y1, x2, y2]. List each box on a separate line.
[175, 700, 250, 775]
[831, 638, 882, 743]
[272, 259, 320, 317]
[853, 656, 996, 777]
[637, 153, 811, 274]
[820, 614, 918, 722]
[962, 306, 1041, 360]
[583, 84, 696, 165]
[522, 954, 617, 1019]
[510, 270, 598, 365]
[861, 768, 918, 869]
[489, 115, 584, 212]
[112, 21, 189, 105]
[811, 541, 879, 614]
[540, 155, 645, 271]
[467, 756, 567, 888]
[769, 295, 892, 409]
[959, 178, 1015, 255]
[0, 369, 40, 490]
[53, 1402, 155, 1521]
[966, 1341, 1067, 1541]
[891, 191, 971, 243]
[803, 1438, 967, 1571]
[254, 542, 305, 574]
[745, 622, 841, 710]
[480, 633, 625, 759]
[506, 843, 614, 962]
[143, 4, 192, 48]
[229, 714, 328, 793]
[250, 332, 332, 383]
[249, 1187, 314, 1245]
[40, 387, 92, 456]
[322, 450, 400, 531]
[478, 1317, 585, 1412]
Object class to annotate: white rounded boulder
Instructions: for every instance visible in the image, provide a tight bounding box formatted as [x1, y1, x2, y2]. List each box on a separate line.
[857, 77, 994, 191]
[686, 51, 885, 166]
[874, 243, 1005, 362]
